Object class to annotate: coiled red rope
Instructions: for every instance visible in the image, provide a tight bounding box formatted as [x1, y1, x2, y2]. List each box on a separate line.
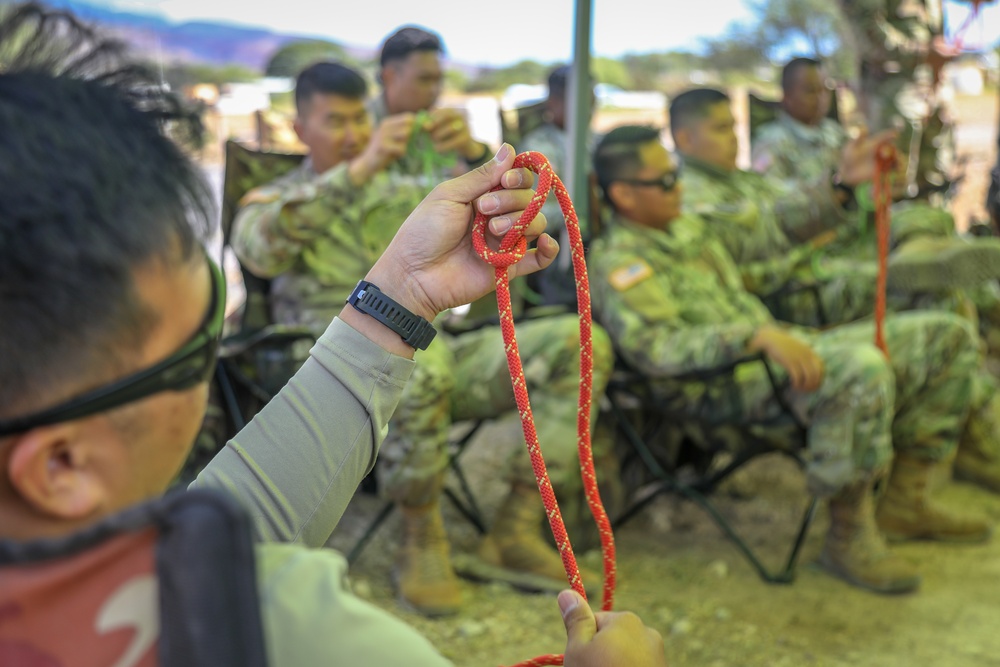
[873, 142, 897, 358]
[472, 151, 616, 667]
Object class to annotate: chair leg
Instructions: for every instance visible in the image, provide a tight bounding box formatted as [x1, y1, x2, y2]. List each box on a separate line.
[346, 501, 395, 565]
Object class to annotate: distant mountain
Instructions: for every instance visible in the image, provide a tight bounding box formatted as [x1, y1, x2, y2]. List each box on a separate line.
[12, 0, 376, 70]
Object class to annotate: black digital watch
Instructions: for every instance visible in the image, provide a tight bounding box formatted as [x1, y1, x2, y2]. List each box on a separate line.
[347, 280, 437, 351]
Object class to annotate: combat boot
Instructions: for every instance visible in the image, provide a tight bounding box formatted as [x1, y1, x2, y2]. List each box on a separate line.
[475, 482, 601, 595]
[394, 499, 463, 616]
[876, 454, 993, 543]
[887, 236, 1000, 293]
[954, 401, 1000, 494]
[818, 477, 922, 594]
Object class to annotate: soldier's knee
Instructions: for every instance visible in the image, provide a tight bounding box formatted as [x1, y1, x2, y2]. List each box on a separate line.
[845, 345, 895, 407]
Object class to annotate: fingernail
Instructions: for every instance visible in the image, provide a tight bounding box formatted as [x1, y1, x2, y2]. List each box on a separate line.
[490, 216, 512, 235]
[479, 193, 500, 214]
[494, 143, 512, 163]
[503, 170, 523, 188]
[558, 590, 581, 618]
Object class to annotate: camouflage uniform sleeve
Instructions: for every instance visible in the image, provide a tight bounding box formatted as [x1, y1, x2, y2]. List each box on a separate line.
[750, 128, 794, 179]
[769, 172, 851, 245]
[683, 179, 814, 297]
[231, 164, 357, 278]
[591, 247, 760, 377]
[737, 243, 816, 296]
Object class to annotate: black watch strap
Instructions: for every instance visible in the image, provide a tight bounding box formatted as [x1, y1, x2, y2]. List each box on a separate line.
[347, 280, 437, 350]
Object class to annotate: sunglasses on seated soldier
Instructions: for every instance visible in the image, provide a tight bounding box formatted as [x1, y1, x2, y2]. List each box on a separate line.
[619, 168, 682, 192]
[0, 256, 226, 437]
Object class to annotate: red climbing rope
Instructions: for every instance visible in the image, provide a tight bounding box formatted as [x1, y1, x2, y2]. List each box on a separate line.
[873, 142, 897, 359]
[472, 151, 616, 667]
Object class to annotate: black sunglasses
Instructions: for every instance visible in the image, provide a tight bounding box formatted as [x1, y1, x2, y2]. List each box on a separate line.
[0, 257, 226, 437]
[619, 168, 682, 192]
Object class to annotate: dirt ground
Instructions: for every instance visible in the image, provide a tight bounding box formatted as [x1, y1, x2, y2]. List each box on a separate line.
[323, 92, 1000, 667]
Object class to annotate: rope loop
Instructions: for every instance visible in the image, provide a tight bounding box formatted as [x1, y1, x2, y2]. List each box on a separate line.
[472, 151, 615, 667]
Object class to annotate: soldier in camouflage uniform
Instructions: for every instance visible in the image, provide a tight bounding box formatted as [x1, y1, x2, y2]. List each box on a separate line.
[675, 87, 1000, 324]
[589, 126, 993, 594]
[519, 65, 600, 308]
[753, 56, 1000, 344]
[232, 62, 612, 616]
[681, 86, 1000, 493]
[370, 26, 492, 185]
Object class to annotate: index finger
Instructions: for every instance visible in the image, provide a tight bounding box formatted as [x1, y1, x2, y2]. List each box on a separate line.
[500, 168, 534, 190]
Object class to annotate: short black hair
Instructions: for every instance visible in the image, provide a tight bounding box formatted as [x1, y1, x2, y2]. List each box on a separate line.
[379, 25, 444, 68]
[593, 125, 662, 210]
[669, 88, 730, 140]
[295, 61, 368, 114]
[782, 57, 821, 92]
[0, 3, 211, 417]
[548, 65, 569, 98]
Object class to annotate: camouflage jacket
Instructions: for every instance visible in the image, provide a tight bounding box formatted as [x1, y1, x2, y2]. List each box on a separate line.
[231, 159, 428, 331]
[589, 211, 775, 378]
[751, 111, 847, 187]
[680, 156, 847, 296]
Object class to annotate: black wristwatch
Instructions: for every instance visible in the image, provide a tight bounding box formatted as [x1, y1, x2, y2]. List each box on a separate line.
[347, 280, 437, 350]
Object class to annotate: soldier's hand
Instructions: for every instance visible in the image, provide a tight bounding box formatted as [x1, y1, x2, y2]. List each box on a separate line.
[560, 591, 668, 667]
[363, 143, 555, 322]
[835, 127, 898, 188]
[427, 108, 483, 161]
[348, 113, 414, 185]
[749, 325, 825, 392]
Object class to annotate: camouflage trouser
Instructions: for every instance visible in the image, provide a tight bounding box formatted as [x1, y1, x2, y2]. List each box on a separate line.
[377, 315, 615, 505]
[772, 205, 969, 328]
[774, 257, 965, 328]
[636, 311, 978, 497]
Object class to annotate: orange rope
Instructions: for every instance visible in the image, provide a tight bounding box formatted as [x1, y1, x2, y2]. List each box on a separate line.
[873, 142, 897, 359]
[472, 151, 616, 667]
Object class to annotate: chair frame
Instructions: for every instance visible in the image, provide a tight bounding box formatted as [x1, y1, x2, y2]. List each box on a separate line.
[606, 352, 818, 584]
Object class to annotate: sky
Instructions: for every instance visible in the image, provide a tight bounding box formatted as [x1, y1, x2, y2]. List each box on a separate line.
[99, 0, 1000, 67]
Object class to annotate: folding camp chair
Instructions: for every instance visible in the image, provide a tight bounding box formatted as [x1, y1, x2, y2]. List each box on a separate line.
[181, 141, 316, 480]
[605, 352, 819, 584]
[0, 489, 266, 667]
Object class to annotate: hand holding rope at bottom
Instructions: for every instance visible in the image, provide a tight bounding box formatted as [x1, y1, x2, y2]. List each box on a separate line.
[471, 151, 617, 667]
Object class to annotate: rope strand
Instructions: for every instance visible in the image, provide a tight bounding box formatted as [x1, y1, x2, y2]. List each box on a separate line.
[471, 152, 616, 667]
[873, 142, 896, 359]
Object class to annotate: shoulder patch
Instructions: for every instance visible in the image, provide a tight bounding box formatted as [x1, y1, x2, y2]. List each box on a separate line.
[609, 261, 654, 291]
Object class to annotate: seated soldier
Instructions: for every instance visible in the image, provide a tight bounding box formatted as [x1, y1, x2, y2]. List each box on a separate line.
[371, 25, 493, 183]
[673, 86, 1000, 494]
[752, 57, 1000, 330]
[231, 62, 612, 616]
[0, 6, 665, 666]
[588, 125, 993, 595]
[520, 64, 598, 307]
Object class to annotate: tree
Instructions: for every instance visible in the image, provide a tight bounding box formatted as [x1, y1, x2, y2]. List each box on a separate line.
[593, 56, 633, 89]
[465, 59, 549, 93]
[700, 0, 853, 81]
[265, 39, 351, 78]
[750, 0, 853, 79]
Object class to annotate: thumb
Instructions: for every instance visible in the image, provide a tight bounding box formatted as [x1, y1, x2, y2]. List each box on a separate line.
[559, 590, 597, 649]
[432, 143, 514, 203]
